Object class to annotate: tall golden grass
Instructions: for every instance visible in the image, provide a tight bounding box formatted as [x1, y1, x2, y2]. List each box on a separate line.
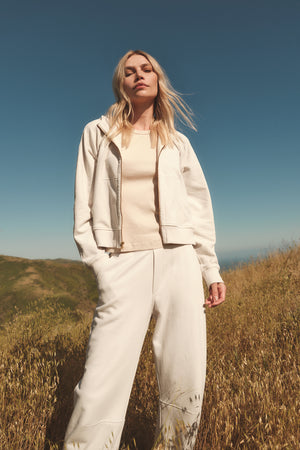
[0, 245, 299, 449]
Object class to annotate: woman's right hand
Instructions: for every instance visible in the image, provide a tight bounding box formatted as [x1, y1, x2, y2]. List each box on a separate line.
[205, 282, 226, 308]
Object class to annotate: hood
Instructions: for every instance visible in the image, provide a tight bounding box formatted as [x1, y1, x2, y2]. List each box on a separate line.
[96, 115, 111, 135]
[96, 115, 123, 150]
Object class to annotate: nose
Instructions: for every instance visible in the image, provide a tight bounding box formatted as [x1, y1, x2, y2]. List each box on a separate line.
[135, 68, 144, 80]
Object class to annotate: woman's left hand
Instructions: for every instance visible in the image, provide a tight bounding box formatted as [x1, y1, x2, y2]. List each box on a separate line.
[205, 282, 226, 308]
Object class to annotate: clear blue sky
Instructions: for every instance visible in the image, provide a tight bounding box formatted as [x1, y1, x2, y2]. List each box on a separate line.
[1, 0, 299, 265]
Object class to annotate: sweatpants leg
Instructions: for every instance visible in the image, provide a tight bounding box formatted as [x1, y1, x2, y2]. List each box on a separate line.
[152, 245, 206, 449]
[64, 250, 154, 449]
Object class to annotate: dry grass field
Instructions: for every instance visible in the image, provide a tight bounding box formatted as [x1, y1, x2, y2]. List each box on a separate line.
[0, 245, 299, 449]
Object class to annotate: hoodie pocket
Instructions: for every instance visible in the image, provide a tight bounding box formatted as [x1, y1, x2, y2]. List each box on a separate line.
[160, 174, 192, 227]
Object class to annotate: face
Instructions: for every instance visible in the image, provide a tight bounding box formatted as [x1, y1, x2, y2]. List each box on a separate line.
[123, 54, 158, 106]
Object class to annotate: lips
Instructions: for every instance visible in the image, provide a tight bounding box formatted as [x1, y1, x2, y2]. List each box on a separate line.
[134, 83, 148, 90]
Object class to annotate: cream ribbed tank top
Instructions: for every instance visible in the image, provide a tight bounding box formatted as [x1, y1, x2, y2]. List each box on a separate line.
[119, 129, 163, 252]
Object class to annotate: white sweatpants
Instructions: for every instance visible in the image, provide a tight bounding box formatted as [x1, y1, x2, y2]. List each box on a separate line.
[64, 244, 206, 449]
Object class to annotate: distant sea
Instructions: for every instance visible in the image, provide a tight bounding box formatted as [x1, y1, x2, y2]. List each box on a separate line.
[218, 245, 284, 271]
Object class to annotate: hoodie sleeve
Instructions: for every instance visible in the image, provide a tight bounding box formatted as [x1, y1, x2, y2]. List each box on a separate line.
[73, 121, 105, 270]
[179, 135, 223, 288]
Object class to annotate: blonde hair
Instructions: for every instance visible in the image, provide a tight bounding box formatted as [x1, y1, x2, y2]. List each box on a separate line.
[107, 50, 196, 147]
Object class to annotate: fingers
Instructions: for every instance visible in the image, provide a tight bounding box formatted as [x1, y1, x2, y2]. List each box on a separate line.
[217, 283, 226, 303]
[205, 282, 226, 308]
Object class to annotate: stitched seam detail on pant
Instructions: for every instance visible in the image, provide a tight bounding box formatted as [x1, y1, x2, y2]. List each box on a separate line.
[77, 418, 125, 428]
[159, 399, 200, 415]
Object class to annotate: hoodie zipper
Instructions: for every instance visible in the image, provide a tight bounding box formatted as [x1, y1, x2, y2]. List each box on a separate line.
[118, 154, 124, 249]
[156, 144, 165, 231]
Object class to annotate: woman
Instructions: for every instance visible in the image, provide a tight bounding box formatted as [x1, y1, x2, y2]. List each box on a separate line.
[64, 50, 226, 449]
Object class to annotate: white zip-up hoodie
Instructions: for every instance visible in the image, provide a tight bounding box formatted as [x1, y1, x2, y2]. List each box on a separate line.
[74, 116, 223, 288]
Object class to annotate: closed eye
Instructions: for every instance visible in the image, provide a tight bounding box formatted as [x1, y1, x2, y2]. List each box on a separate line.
[125, 70, 134, 77]
[124, 64, 153, 77]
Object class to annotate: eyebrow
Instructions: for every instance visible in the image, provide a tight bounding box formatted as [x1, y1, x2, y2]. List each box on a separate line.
[124, 63, 152, 70]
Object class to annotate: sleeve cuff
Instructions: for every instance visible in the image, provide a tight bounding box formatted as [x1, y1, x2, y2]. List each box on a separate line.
[202, 267, 224, 289]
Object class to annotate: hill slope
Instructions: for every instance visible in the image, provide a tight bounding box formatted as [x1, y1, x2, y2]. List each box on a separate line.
[0, 255, 98, 322]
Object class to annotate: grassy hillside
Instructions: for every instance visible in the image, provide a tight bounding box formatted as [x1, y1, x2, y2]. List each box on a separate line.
[0, 255, 98, 323]
[0, 245, 299, 449]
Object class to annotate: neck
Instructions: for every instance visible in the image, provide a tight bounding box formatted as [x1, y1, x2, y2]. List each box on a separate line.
[130, 102, 154, 130]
